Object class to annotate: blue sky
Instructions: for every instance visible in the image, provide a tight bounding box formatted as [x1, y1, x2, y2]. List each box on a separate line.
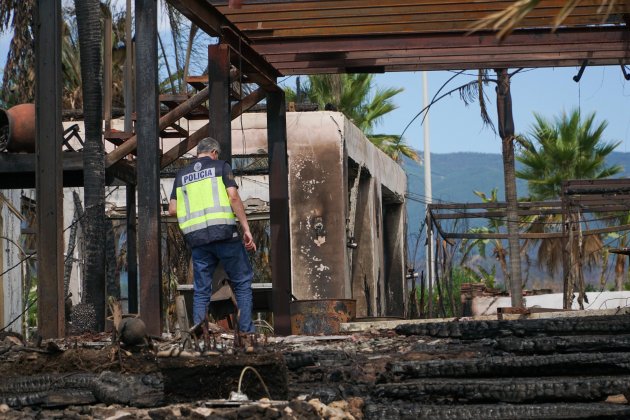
[2, 31, 629, 155]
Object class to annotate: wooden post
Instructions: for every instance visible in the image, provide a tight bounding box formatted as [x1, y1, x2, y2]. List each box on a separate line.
[267, 89, 292, 335]
[208, 44, 231, 161]
[135, 0, 162, 335]
[35, 0, 64, 337]
[103, 10, 112, 130]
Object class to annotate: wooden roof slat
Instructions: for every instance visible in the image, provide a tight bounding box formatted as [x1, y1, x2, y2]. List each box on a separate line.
[269, 49, 626, 71]
[253, 27, 627, 54]
[265, 42, 624, 65]
[275, 58, 625, 74]
[214, 0, 616, 15]
[220, 1, 621, 24]
[225, 7, 622, 33]
[238, 15, 625, 39]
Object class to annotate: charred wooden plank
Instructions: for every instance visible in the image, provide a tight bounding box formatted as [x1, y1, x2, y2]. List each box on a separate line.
[388, 352, 630, 379]
[0, 372, 163, 408]
[395, 315, 630, 339]
[364, 402, 630, 420]
[496, 334, 630, 354]
[373, 375, 630, 404]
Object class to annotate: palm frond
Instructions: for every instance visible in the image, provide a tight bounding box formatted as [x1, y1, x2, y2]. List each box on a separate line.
[468, 0, 619, 39]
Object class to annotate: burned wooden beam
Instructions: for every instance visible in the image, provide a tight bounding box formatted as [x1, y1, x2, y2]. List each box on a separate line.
[373, 375, 630, 404]
[135, 0, 162, 335]
[267, 88, 291, 336]
[496, 334, 630, 354]
[395, 315, 630, 339]
[364, 402, 630, 420]
[209, 44, 232, 161]
[159, 87, 266, 168]
[0, 372, 163, 408]
[105, 86, 210, 167]
[388, 352, 630, 379]
[35, 0, 64, 338]
[167, 0, 280, 90]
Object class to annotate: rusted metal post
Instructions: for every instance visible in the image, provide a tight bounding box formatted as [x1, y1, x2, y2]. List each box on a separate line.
[208, 44, 231, 161]
[267, 89, 292, 335]
[35, 0, 64, 338]
[135, 0, 162, 335]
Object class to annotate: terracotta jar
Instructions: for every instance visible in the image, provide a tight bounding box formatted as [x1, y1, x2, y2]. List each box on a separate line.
[0, 103, 36, 153]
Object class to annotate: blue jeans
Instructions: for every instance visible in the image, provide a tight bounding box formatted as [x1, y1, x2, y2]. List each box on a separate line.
[191, 240, 255, 333]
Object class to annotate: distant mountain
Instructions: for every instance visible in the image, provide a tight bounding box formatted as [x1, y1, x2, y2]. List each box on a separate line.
[405, 150, 630, 218]
[404, 151, 630, 284]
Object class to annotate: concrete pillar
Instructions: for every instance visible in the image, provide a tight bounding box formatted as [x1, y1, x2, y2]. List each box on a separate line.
[383, 201, 406, 317]
[288, 116, 349, 300]
[351, 176, 380, 317]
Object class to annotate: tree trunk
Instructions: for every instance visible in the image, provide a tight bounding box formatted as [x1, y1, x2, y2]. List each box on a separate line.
[495, 68, 523, 308]
[75, 0, 106, 331]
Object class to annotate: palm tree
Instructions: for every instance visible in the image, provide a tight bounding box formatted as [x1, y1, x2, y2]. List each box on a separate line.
[75, 0, 106, 331]
[516, 110, 622, 300]
[286, 74, 419, 162]
[517, 110, 622, 199]
[0, 0, 35, 106]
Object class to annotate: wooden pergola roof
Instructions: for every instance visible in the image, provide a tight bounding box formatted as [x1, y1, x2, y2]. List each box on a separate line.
[201, 0, 630, 75]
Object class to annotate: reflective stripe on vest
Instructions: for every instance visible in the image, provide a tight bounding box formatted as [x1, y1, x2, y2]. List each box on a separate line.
[176, 175, 235, 235]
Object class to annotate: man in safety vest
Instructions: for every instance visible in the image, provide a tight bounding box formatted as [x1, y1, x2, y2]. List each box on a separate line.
[169, 137, 257, 333]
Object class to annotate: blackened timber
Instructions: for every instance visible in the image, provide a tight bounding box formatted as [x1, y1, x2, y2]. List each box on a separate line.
[105, 87, 210, 167]
[388, 352, 630, 379]
[395, 315, 630, 339]
[364, 402, 630, 420]
[135, 0, 162, 335]
[166, 0, 280, 87]
[209, 44, 232, 162]
[161, 123, 210, 168]
[35, 0, 64, 338]
[231, 88, 266, 119]
[267, 89, 291, 336]
[160, 88, 266, 167]
[496, 334, 630, 354]
[373, 375, 630, 404]
[127, 184, 138, 314]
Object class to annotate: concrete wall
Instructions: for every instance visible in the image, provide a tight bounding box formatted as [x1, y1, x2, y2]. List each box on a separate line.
[230, 111, 407, 316]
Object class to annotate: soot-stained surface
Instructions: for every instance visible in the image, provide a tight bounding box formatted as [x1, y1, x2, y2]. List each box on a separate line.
[3, 314, 630, 418]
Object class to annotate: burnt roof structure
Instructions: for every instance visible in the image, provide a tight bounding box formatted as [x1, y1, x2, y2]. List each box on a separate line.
[180, 0, 630, 74]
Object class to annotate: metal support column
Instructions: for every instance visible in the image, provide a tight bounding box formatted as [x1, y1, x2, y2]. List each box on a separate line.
[208, 44, 232, 161]
[135, 0, 162, 335]
[267, 89, 292, 335]
[35, 0, 64, 338]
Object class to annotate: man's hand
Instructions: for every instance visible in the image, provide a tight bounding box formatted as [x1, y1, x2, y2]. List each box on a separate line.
[243, 231, 257, 252]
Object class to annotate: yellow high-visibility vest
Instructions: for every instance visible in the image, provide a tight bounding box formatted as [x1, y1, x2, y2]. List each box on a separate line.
[176, 171, 235, 236]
